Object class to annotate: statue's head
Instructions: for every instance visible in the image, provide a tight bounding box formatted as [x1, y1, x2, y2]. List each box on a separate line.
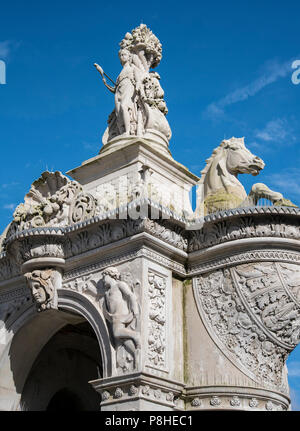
[119, 24, 162, 69]
[102, 266, 120, 285]
[25, 269, 54, 310]
[118, 48, 131, 66]
[221, 137, 265, 176]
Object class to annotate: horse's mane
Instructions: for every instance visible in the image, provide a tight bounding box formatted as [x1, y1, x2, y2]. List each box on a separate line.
[199, 143, 225, 184]
[196, 138, 245, 213]
[197, 141, 227, 204]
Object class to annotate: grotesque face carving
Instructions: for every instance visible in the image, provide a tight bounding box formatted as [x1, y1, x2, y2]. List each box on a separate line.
[30, 280, 47, 304]
[25, 269, 54, 311]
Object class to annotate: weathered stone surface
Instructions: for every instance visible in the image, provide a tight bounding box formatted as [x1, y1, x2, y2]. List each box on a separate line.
[0, 25, 299, 412]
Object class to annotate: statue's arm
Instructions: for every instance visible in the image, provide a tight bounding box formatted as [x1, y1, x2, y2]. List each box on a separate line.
[133, 67, 144, 98]
[94, 63, 116, 93]
[103, 80, 116, 94]
[137, 50, 148, 72]
[119, 282, 139, 316]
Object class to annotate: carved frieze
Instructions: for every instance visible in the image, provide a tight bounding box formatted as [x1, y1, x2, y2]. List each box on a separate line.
[0, 294, 32, 324]
[9, 236, 65, 266]
[189, 214, 300, 252]
[187, 393, 287, 410]
[0, 256, 20, 282]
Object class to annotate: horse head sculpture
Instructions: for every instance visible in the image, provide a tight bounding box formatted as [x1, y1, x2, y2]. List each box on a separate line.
[195, 137, 296, 216]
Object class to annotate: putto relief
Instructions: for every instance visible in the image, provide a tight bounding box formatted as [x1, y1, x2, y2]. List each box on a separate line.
[99, 267, 141, 374]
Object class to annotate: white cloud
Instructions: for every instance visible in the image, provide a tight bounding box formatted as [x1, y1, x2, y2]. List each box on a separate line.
[288, 361, 300, 377]
[290, 388, 300, 411]
[205, 57, 297, 119]
[1, 182, 19, 189]
[83, 141, 99, 151]
[266, 169, 300, 200]
[0, 41, 13, 60]
[3, 203, 15, 211]
[255, 118, 295, 143]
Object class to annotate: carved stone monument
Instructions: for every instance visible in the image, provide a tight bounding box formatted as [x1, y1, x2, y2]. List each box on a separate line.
[0, 24, 299, 411]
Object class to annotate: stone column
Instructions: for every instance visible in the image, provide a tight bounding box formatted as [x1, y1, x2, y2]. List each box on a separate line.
[186, 207, 300, 411]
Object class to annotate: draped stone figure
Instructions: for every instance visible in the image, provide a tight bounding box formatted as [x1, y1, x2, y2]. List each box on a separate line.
[94, 24, 172, 153]
[101, 267, 140, 372]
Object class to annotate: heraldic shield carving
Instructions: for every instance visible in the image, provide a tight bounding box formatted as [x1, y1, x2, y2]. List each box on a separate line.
[194, 261, 300, 394]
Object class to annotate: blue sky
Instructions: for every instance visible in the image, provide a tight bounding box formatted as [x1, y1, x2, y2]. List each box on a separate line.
[1, 0, 300, 409]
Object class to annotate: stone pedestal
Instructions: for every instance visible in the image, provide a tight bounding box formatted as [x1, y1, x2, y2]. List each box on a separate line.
[90, 372, 185, 411]
[67, 139, 199, 220]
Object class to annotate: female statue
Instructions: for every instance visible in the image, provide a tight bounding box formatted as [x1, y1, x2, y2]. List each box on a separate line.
[95, 48, 142, 136]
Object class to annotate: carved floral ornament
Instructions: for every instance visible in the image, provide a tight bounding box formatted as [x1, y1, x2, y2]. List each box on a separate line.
[187, 395, 285, 410]
[147, 271, 167, 370]
[193, 261, 300, 393]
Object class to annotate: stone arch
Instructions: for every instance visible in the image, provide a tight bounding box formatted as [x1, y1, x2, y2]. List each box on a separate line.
[0, 289, 112, 411]
[57, 288, 112, 378]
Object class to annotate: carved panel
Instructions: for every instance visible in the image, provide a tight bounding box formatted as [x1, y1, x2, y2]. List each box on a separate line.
[147, 270, 167, 371]
[193, 265, 293, 393]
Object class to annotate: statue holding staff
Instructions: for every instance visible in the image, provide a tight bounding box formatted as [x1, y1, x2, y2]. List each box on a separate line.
[94, 24, 172, 151]
[95, 48, 143, 136]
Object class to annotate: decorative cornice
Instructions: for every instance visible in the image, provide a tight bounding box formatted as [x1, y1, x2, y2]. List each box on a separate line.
[1, 206, 300, 283]
[63, 247, 186, 282]
[188, 249, 300, 275]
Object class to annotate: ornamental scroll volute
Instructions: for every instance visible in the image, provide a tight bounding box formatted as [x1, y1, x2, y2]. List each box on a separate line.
[12, 171, 82, 230]
[7, 171, 100, 234]
[193, 261, 300, 394]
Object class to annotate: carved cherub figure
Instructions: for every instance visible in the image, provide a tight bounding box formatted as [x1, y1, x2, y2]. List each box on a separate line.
[101, 266, 140, 370]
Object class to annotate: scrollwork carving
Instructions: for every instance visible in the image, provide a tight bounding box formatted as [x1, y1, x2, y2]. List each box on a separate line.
[194, 266, 291, 393]
[147, 271, 167, 370]
[12, 171, 83, 231]
[70, 192, 98, 225]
